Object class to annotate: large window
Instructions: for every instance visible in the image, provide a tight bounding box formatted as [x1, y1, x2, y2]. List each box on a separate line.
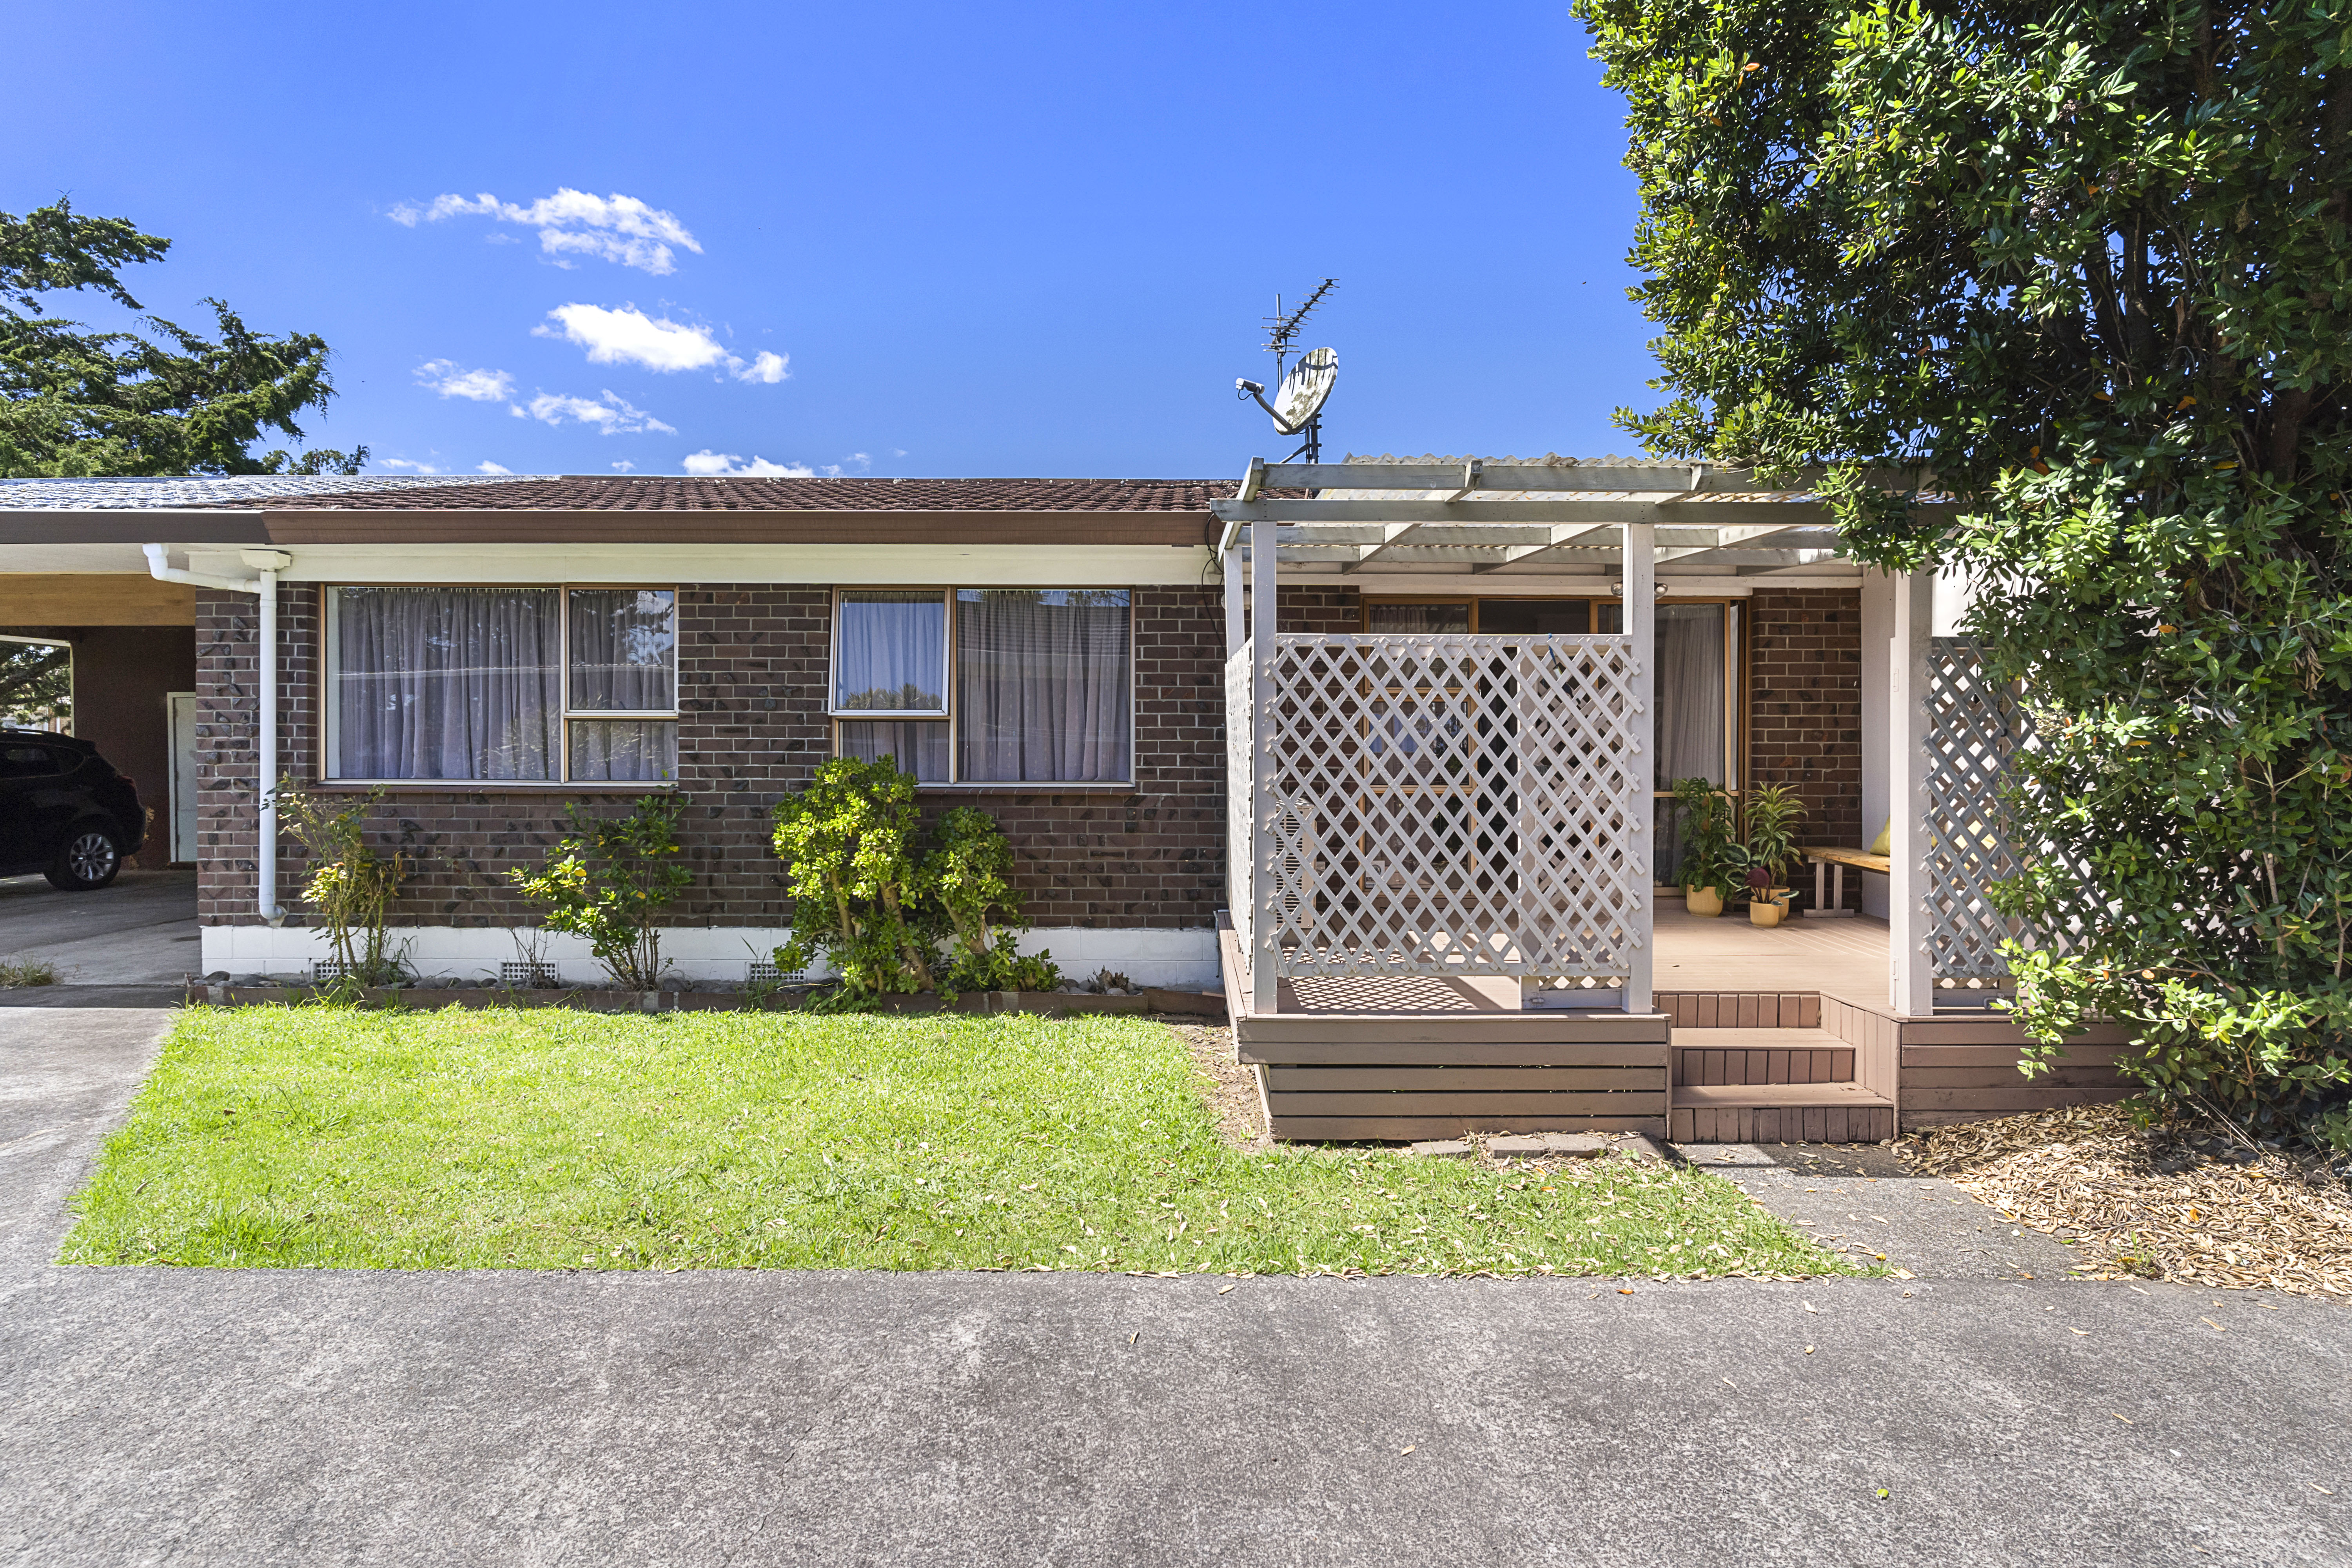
[327, 586, 677, 782]
[831, 587, 1133, 784]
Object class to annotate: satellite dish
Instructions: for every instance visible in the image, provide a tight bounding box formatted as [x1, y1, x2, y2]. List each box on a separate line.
[1267, 347, 1337, 435]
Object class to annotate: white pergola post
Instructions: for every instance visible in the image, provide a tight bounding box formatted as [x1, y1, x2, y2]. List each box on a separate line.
[1249, 521, 1279, 1015]
[1223, 540, 1244, 659]
[1889, 570, 1935, 1016]
[1623, 522, 1655, 1014]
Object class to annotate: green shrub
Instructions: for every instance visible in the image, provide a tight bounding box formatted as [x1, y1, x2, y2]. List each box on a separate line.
[276, 782, 408, 986]
[770, 758, 940, 998]
[769, 762, 1057, 1002]
[511, 795, 692, 991]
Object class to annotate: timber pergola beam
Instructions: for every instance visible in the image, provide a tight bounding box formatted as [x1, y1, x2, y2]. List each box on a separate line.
[1208, 457, 1952, 574]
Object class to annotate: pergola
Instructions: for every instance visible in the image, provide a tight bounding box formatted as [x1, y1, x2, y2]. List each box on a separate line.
[1208, 456, 2001, 1022]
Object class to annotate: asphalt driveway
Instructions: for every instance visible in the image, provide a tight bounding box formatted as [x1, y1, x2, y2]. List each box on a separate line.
[3, 1009, 2346, 1566]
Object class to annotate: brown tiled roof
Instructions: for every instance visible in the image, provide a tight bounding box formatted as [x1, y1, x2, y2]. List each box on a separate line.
[209, 476, 1240, 512]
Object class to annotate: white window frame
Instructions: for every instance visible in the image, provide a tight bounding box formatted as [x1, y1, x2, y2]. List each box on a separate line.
[321, 584, 681, 784]
[827, 584, 1138, 789]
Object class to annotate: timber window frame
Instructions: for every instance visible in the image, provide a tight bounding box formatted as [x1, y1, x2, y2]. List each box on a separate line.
[826, 585, 1138, 789]
[320, 584, 680, 786]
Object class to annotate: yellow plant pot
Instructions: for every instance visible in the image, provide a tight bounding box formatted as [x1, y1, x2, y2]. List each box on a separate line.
[1685, 887, 1724, 918]
[1749, 898, 1785, 928]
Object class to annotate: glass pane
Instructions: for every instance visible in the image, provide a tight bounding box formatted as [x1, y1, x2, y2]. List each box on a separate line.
[955, 589, 1131, 782]
[568, 589, 675, 711]
[838, 720, 949, 782]
[1475, 599, 1591, 635]
[1366, 602, 1470, 633]
[1654, 604, 1726, 790]
[569, 719, 677, 782]
[333, 587, 558, 780]
[835, 591, 946, 711]
[1598, 600, 1624, 634]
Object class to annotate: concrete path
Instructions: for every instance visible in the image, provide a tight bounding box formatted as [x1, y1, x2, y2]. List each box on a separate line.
[4, 1011, 2347, 1566]
[0, 869, 198, 986]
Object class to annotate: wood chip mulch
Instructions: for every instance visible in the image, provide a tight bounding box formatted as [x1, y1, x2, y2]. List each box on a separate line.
[1904, 1105, 2352, 1297]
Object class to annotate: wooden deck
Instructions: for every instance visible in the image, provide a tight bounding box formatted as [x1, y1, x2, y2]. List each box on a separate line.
[1220, 911, 2134, 1146]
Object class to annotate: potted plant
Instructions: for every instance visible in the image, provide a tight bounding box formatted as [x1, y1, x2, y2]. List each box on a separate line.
[1670, 777, 1742, 916]
[1740, 782, 1804, 924]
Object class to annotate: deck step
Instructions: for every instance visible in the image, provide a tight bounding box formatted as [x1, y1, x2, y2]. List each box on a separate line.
[1673, 1027, 1861, 1092]
[1674, 1081, 1891, 1109]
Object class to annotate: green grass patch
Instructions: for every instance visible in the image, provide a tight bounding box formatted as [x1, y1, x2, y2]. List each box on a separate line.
[63, 1006, 1856, 1278]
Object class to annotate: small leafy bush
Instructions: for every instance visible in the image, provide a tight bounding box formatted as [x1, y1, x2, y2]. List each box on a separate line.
[277, 782, 408, 986]
[771, 762, 1058, 1002]
[511, 795, 692, 991]
[770, 758, 941, 997]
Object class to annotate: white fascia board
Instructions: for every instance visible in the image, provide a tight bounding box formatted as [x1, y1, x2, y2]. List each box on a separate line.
[183, 543, 1215, 587]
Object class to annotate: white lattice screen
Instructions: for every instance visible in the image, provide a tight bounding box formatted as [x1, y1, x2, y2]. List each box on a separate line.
[1253, 633, 1646, 982]
[1225, 644, 1254, 959]
[1923, 635, 2047, 983]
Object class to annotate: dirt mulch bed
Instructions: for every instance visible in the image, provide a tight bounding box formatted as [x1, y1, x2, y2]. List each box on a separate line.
[1163, 1022, 1267, 1149]
[1905, 1105, 2352, 1296]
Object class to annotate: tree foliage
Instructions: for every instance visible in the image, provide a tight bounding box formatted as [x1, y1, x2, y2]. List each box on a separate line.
[1580, 0, 2352, 1137]
[0, 642, 71, 726]
[0, 199, 363, 477]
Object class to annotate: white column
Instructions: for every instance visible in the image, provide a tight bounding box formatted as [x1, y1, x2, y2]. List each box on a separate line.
[1223, 541, 1244, 658]
[1889, 570, 1935, 1016]
[1622, 523, 1655, 1014]
[1249, 521, 1280, 1015]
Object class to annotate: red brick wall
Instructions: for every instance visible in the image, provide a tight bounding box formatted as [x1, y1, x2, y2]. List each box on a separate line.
[198, 584, 1229, 931]
[1746, 589, 1864, 907]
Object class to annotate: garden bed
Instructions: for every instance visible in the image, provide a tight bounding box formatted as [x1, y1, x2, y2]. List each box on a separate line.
[1905, 1105, 2352, 1296]
[183, 982, 1226, 1018]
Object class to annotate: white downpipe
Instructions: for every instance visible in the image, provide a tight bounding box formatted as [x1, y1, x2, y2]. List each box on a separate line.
[144, 543, 290, 924]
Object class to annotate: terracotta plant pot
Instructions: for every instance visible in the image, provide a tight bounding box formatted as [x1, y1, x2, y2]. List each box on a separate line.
[1685, 886, 1724, 918]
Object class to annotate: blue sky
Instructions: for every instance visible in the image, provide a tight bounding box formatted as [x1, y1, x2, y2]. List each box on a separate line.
[4, 0, 1659, 479]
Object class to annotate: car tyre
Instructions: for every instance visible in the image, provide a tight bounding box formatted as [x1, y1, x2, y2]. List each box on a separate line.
[46, 825, 123, 891]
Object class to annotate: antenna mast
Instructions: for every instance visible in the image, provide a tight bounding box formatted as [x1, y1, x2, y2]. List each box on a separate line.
[1236, 277, 1338, 462]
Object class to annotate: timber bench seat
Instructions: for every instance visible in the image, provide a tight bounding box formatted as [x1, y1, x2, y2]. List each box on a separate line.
[1800, 846, 1891, 918]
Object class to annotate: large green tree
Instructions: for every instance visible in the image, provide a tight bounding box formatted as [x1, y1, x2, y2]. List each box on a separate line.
[1579, 0, 2351, 1138]
[0, 199, 363, 476]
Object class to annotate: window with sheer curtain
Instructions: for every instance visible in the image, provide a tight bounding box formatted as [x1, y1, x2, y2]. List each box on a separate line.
[327, 586, 677, 782]
[831, 588, 1132, 784]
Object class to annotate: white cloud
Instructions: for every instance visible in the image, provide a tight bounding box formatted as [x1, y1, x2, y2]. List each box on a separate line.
[396, 188, 701, 274]
[732, 350, 790, 384]
[537, 304, 728, 373]
[377, 457, 442, 474]
[682, 449, 813, 477]
[819, 452, 873, 477]
[415, 359, 516, 402]
[512, 389, 675, 435]
[610, 460, 636, 473]
[476, 461, 513, 475]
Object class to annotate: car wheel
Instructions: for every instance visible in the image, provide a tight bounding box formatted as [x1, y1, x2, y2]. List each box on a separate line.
[45, 826, 123, 891]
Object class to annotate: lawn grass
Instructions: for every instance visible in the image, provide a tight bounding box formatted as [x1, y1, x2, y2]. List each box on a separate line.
[62, 1006, 1857, 1279]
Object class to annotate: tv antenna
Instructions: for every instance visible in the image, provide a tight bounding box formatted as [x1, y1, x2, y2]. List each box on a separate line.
[1235, 278, 1338, 462]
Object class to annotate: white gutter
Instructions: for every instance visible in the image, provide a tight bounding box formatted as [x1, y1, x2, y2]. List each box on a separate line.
[144, 543, 293, 924]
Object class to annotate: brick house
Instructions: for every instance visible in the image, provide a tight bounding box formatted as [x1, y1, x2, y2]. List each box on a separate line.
[0, 469, 1882, 991]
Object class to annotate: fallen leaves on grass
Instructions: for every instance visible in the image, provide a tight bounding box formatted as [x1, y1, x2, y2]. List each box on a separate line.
[1904, 1106, 2352, 1297]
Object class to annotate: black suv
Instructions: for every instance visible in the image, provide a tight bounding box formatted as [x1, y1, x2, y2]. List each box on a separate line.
[0, 730, 147, 890]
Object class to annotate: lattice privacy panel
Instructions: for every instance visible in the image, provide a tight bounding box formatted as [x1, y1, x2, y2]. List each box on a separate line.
[1923, 636, 2038, 982]
[1225, 644, 1254, 961]
[1259, 633, 1646, 980]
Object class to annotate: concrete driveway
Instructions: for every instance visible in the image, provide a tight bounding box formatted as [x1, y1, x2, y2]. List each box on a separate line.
[0, 868, 196, 988]
[2, 1008, 2347, 1566]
